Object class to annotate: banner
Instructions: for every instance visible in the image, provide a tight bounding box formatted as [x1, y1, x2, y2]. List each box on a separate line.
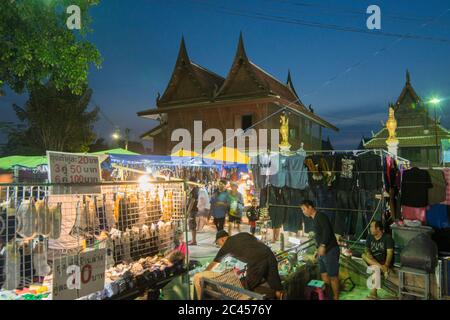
[47, 151, 102, 194]
[52, 249, 106, 300]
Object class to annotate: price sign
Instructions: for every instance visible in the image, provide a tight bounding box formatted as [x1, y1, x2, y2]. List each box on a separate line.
[52, 249, 106, 300]
[47, 151, 102, 194]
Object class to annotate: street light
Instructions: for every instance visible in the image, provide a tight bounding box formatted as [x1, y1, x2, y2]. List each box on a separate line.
[429, 97, 441, 165]
[112, 132, 120, 140]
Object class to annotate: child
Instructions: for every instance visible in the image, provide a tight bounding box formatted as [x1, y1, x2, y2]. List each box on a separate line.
[246, 198, 260, 236]
[174, 229, 187, 257]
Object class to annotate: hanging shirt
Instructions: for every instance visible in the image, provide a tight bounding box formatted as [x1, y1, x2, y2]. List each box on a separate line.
[268, 154, 288, 188]
[336, 155, 357, 191]
[285, 154, 309, 190]
[400, 168, 433, 208]
[427, 169, 446, 205]
[442, 168, 450, 205]
[356, 153, 383, 191]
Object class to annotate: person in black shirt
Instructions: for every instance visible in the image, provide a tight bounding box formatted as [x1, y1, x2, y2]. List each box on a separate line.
[300, 200, 340, 300]
[246, 198, 260, 235]
[362, 221, 394, 299]
[187, 179, 200, 245]
[204, 231, 284, 300]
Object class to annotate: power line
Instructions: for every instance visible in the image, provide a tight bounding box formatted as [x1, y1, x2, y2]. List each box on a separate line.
[185, 0, 450, 44]
[268, 0, 450, 27]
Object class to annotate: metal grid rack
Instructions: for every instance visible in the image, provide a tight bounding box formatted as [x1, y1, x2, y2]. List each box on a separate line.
[0, 181, 186, 293]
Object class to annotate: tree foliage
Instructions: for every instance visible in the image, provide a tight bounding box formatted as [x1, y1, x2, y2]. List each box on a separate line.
[0, 0, 102, 95]
[2, 82, 99, 155]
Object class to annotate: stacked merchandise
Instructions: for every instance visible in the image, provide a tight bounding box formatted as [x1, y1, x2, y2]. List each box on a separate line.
[79, 251, 186, 300]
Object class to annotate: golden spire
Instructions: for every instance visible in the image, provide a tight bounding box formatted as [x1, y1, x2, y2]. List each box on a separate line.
[386, 104, 398, 144]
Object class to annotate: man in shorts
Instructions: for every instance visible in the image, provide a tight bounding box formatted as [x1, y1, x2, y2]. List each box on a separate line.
[301, 200, 340, 300]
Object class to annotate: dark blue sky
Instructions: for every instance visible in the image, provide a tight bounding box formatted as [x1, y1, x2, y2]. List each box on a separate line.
[2, 0, 450, 150]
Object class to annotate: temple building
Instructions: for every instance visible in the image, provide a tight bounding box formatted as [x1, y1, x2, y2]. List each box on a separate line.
[138, 34, 338, 155]
[364, 71, 450, 166]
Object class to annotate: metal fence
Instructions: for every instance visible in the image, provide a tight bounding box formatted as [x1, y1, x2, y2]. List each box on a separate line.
[0, 181, 186, 294]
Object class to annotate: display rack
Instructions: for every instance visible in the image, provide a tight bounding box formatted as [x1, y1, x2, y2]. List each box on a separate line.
[0, 180, 188, 300]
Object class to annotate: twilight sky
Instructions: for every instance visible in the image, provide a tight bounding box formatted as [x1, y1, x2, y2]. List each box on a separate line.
[1, 0, 450, 150]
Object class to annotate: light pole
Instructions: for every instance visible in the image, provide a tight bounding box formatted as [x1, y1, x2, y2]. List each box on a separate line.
[124, 128, 130, 150]
[430, 98, 441, 165]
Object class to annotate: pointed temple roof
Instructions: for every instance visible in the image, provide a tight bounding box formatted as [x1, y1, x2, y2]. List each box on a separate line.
[215, 32, 301, 103]
[394, 69, 422, 109]
[138, 34, 337, 131]
[157, 37, 225, 107]
[364, 70, 450, 149]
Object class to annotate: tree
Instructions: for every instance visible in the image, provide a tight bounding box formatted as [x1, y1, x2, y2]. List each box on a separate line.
[0, 0, 102, 95]
[3, 82, 99, 155]
[88, 137, 110, 152]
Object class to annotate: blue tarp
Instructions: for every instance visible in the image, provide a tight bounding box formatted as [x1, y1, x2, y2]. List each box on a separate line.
[108, 154, 248, 171]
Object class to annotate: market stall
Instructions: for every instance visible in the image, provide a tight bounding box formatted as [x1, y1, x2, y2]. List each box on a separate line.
[0, 180, 190, 300]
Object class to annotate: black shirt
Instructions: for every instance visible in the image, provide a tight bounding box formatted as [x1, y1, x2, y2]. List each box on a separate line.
[313, 211, 338, 252]
[214, 233, 272, 265]
[246, 207, 260, 222]
[336, 155, 357, 191]
[366, 233, 394, 264]
[356, 153, 383, 191]
[400, 167, 433, 207]
[213, 233, 280, 290]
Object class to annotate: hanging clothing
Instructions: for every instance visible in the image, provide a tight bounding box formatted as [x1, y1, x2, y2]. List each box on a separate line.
[427, 169, 446, 205]
[442, 168, 450, 205]
[285, 154, 309, 190]
[259, 186, 286, 229]
[335, 154, 357, 192]
[16, 199, 37, 239]
[401, 168, 433, 208]
[356, 153, 383, 191]
[268, 154, 288, 188]
[48, 195, 78, 250]
[335, 190, 358, 236]
[304, 155, 325, 188]
[284, 188, 309, 233]
[426, 204, 450, 229]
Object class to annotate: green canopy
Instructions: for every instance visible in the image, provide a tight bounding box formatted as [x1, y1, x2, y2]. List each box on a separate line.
[0, 148, 139, 170]
[0, 156, 48, 170]
[91, 148, 139, 155]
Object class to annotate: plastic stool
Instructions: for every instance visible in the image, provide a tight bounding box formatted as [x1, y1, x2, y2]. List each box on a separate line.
[305, 281, 327, 300]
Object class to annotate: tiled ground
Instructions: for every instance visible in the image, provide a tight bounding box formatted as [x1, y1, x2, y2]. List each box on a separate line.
[162, 222, 400, 300]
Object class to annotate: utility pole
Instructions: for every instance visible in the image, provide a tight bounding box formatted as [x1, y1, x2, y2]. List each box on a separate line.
[125, 128, 130, 150]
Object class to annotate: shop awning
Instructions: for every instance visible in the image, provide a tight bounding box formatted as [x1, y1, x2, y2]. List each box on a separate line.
[91, 148, 140, 155]
[0, 156, 48, 170]
[170, 149, 200, 157]
[203, 147, 249, 164]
